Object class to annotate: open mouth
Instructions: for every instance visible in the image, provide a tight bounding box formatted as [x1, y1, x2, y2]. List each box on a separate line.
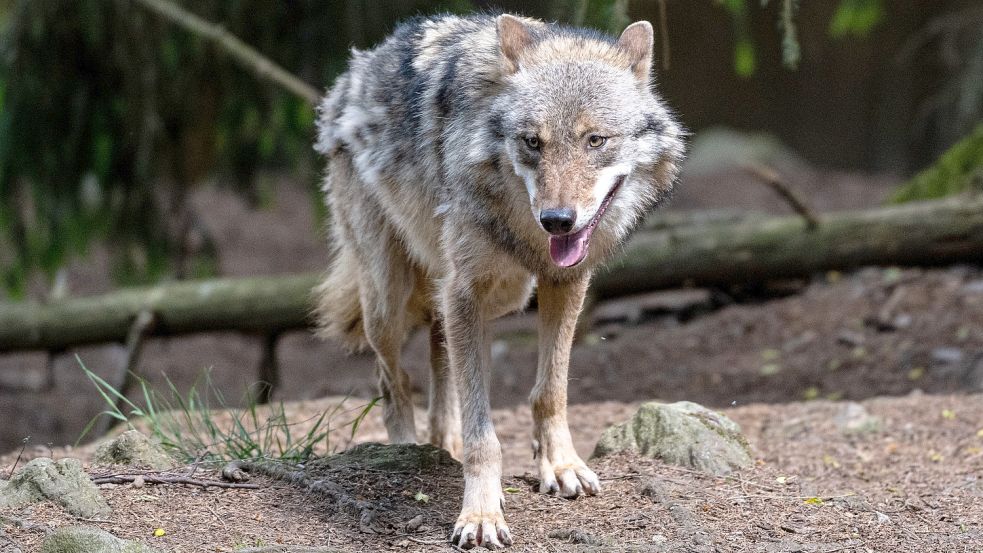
[548, 175, 625, 268]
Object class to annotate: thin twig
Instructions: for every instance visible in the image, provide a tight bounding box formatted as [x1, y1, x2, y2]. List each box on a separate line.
[724, 492, 857, 501]
[205, 504, 229, 531]
[404, 536, 449, 545]
[6, 437, 29, 478]
[743, 163, 821, 228]
[91, 474, 261, 489]
[128, 0, 321, 106]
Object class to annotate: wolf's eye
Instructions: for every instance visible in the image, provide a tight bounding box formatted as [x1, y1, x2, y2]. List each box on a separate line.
[587, 135, 607, 148]
[524, 136, 540, 150]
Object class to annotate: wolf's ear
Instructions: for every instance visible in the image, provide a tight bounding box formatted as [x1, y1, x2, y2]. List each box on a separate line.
[497, 14, 534, 74]
[617, 21, 654, 83]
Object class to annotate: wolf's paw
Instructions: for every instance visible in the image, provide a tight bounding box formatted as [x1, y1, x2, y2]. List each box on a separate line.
[537, 454, 601, 498]
[451, 510, 512, 549]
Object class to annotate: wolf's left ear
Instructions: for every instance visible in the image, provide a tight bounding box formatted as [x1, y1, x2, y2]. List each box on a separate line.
[617, 21, 654, 83]
[497, 14, 534, 74]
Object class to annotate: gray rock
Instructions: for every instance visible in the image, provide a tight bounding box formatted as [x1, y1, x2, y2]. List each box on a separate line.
[41, 526, 159, 553]
[94, 430, 173, 470]
[591, 401, 752, 475]
[0, 458, 109, 518]
[833, 402, 882, 434]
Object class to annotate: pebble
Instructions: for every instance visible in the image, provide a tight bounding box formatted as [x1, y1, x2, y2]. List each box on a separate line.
[931, 347, 964, 364]
[963, 280, 983, 294]
[404, 514, 424, 532]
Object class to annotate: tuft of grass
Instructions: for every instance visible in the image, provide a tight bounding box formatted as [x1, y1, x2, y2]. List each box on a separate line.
[76, 355, 379, 464]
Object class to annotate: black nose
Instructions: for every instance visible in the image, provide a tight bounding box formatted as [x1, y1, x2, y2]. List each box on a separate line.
[540, 208, 576, 235]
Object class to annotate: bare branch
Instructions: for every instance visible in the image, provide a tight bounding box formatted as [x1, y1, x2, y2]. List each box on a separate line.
[742, 163, 821, 228]
[128, 0, 321, 106]
[91, 474, 261, 489]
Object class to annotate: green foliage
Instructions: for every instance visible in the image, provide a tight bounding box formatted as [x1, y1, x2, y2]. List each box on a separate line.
[717, 0, 757, 78]
[77, 355, 381, 463]
[0, 0, 474, 298]
[889, 124, 983, 204]
[829, 0, 883, 38]
[717, 0, 882, 76]
[577, 0, 631, 34]
[734, 38, 757, 77]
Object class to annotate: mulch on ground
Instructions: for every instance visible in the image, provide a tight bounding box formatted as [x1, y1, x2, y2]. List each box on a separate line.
[3, 392, 980, 552]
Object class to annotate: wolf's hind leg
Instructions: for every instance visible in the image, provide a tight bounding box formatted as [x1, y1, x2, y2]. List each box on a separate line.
[428, 318, 462, 458]
[356, 241, 418, 445]
[530, 276, 600, 498]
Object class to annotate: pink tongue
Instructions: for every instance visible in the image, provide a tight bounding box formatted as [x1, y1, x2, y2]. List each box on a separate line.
[548, 227, 590, 268]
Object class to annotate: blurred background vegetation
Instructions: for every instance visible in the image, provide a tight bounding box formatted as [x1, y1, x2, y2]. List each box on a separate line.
[0, 0, 981, 298]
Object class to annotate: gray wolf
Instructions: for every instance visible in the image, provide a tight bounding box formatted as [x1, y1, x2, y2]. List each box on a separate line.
[314, 13, 683, 549]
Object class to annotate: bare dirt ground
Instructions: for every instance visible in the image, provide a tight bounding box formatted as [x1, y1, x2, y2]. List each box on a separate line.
[3, 168, 983, 551]
[2, 392, 981, 552]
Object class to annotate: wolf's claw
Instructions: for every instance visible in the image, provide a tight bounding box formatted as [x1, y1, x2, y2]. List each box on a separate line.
[452, 515, 512, 549]
[539, 460, 601, 498]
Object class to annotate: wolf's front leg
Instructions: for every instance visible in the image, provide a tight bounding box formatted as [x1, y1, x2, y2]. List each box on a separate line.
[444, 281, 512, 549]
[530, 276, 601, 498]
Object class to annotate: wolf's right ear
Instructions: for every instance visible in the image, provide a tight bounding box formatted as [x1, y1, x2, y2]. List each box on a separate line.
[617, 21, 654, 84]
[497, 14, 534, 74]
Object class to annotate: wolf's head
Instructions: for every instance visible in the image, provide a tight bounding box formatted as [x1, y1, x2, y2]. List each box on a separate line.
[490, 14, 684, 269]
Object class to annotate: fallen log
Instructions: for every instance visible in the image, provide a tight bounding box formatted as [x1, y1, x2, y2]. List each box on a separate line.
[594, 196, 983, 298]
[0, 274, 319, 352]
[2, 197, 982, 352]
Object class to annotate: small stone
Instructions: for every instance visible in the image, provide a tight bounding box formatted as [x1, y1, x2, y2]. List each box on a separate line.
[837, 329, 865, 347]
[833, 402, 882, 435]
[547, 528, 607, 546]
[94, 431, 173, 470]
[931, 347, 964, 365]
[963, 280, 983, 294]
[131, 476, 145, 489]
[651, 533, 668, 543]
[404, 514, 424, 532]
[591, 401, 752, 475]
[892, 314, 912, 329]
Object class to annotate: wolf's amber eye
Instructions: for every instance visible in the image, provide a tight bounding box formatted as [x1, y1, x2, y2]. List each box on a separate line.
[524, 136, 540, 150]
[587, 135, 607, 148]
